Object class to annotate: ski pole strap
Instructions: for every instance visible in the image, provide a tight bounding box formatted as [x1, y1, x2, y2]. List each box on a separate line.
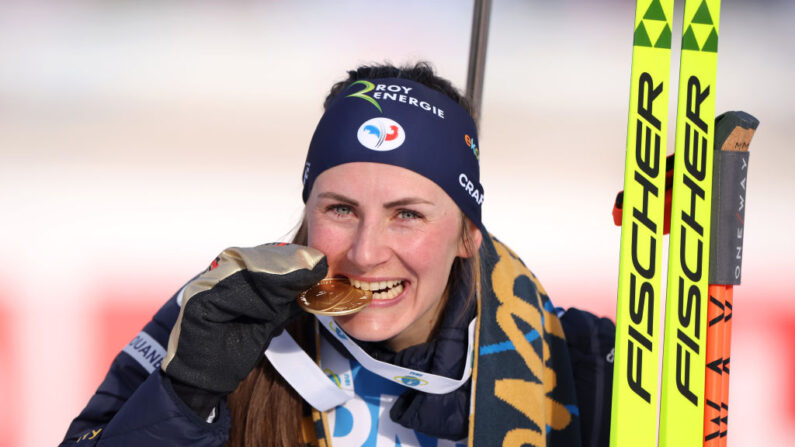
[708, 150, 750, 285]
[708, 111, 758, 285]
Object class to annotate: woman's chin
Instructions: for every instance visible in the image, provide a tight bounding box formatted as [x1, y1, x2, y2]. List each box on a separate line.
[333, 287, 412, 342]
[333, 312, 405, 343]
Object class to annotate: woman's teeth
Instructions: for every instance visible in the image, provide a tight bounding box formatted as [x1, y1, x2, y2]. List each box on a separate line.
[350, 279, 404, 300]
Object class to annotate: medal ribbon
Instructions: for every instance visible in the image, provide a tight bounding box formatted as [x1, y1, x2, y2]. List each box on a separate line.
[316, 315, 475, 393]
[264, 315, 476, 412]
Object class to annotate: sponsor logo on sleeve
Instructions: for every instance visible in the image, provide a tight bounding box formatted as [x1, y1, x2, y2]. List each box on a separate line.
[122, 331, 166, 373]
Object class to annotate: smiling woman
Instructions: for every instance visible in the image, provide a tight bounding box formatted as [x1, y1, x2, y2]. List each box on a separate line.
[60, 62, 592, 447]
[306, 163, 481, 350]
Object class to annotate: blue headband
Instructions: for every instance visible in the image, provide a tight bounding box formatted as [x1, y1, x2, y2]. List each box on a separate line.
[301, 78, 484, 228]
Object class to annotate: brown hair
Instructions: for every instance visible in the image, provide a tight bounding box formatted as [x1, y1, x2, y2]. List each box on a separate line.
[225, 324, 307, 446]
[225, 62, 481, 446]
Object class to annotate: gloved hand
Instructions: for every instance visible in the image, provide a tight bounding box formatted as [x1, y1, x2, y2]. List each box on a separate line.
[161, 243, 327, 417]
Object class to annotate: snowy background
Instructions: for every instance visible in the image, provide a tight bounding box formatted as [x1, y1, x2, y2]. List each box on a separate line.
[1, 0, 793, 445]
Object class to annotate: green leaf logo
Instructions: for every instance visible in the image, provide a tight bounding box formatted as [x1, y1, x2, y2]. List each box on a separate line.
[346, 80, 382, 112]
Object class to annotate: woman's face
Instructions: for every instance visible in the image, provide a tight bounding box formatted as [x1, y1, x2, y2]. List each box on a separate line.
[306, 162, 480, 350]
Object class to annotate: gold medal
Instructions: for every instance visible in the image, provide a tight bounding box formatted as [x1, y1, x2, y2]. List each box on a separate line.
[298, 278, 372, 316]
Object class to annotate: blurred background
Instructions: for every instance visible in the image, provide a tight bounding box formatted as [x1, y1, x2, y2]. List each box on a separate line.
[1, 0, 793, 445]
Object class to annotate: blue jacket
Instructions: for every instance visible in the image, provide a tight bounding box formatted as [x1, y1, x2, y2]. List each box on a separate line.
[61, 292, 614, 446]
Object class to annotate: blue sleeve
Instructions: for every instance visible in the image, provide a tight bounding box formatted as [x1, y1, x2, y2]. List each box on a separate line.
[559, 307, 615, 447]
[59, 290, 232, 446]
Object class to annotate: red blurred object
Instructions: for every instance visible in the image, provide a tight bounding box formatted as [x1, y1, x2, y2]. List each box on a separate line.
[782, 315, 795, 425]
[92, 285, 170, 388]
[0, 301, 21, 447]
[612, 153, 675, 235]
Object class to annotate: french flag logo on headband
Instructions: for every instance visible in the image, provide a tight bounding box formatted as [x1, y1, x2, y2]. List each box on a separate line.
[356, 117, 406, 151]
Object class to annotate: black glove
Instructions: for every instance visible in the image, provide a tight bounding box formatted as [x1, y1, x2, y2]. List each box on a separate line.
[161, 243, 327, 417]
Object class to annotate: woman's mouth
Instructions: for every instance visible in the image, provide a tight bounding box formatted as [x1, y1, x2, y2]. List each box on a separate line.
[349, 279, 405, 300]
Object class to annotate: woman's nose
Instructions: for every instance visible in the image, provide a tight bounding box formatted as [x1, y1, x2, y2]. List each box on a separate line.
[346, 220, 391, 270]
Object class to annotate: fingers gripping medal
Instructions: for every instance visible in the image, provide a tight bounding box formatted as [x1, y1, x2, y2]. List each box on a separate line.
[298, 278, 372, 316]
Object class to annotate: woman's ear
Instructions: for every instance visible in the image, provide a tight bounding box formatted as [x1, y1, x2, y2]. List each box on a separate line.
[458, 219, 483, 258]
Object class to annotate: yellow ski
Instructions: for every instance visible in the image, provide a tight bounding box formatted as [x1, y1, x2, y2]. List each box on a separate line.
[660, 0, 721, 445]
[611, 0, 673, 445]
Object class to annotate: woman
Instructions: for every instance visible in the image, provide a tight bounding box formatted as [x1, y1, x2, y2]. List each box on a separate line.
[61, 63, 588, 446]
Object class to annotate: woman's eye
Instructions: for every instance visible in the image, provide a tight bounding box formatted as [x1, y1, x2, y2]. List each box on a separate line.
[328, 204, 353, 217]
[397, 209, 422, 220]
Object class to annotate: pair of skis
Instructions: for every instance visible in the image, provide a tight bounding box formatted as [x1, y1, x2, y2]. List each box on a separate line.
[610, 0, 758, 445]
